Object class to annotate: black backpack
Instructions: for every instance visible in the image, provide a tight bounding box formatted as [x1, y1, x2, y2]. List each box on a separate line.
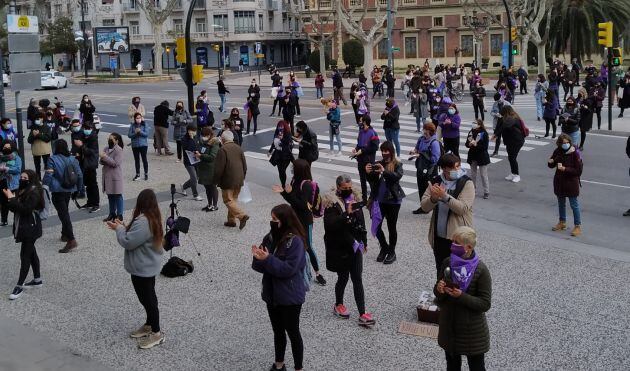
[60, 157, 78, 189]
[161, 256, 194, 277]
[415, 139, 443, 178]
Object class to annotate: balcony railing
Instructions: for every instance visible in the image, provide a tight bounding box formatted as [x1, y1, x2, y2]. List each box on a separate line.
[129, 30, 305, 44]
[122, 2, 140, 11]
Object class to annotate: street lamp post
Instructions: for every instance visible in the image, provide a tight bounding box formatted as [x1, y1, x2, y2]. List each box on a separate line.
[386, 0, 393, 70]
[166, 47, 171, 75]
[80, 0, 89, 79]
[212, 24, 227, 77]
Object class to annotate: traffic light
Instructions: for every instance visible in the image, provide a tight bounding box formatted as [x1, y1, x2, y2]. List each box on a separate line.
[510, 27, 517, 41]
[612, 48, 623, 66]
[597, 22, 613, 47]
[176, 37, 186, 63]
[192, 64, 204, 85]
[212, 44, 220, 52]
[511, 44, 519, 55]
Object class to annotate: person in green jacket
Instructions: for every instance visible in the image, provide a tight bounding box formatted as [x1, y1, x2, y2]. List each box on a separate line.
[434, 226, 492, 371]
[196, 127, 221, 212]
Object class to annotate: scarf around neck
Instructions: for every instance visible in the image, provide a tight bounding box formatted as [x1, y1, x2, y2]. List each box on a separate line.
[450, 249, 480, 292]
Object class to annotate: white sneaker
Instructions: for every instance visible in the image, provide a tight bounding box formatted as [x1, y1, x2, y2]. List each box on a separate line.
[336, 150, 342, 157]
[180, 184, 187, 196]
[504, 174, 515, 181]
[511, 175, 521, 183]
[193, 195, 204, 201]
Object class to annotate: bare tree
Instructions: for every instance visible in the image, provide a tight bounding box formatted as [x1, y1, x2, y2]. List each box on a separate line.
[465, 0, 553, 74]
[285, 0, 337, 73]
[136, 0, 180, 75]
[337, 0, 394, 67]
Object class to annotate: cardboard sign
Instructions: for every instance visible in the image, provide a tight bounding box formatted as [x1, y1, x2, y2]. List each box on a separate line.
[398, 321, 439, 339]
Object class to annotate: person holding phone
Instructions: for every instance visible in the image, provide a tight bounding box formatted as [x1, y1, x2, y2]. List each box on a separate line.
[128, 113, 149, 181]
[100, 133, 125, 222]
[352, 115, 379, 203]
[0, 139, 22, 227]
[548, 134, 583, 237]
[252, 204, 307, 371]
[465, 119, 491, 199]
[107, 189, 165, 349]
[434, 226, 492, 371]
[268, 121, 294, 188]
[366, 141, 405, 264]
[323, 175, 375, 327]
[180, 125, 203, 202]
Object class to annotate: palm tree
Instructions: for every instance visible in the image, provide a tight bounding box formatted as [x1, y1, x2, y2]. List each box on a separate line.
[549, 0, 630, 59]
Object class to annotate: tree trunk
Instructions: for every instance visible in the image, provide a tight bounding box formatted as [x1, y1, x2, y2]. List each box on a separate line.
[537, 42, 546, 75]
[152, 23, 164, 75]
[363, 40, 374, 70]
[520, 35, 529, 68]
[319, 47, 326, 74]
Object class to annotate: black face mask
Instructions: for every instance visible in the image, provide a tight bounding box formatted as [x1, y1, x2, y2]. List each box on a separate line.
[338, 189, 352, 199]
[270, 221, 282, 241]
[19, 179, 29, 190]
[2, 148, 11, 155]
[108, 139, 115, 149]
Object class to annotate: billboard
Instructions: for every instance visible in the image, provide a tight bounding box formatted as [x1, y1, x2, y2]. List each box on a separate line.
[94, 27, 130, 54]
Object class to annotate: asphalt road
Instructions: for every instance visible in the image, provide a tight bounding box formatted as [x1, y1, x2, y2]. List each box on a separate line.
[5, 78, 630, 256]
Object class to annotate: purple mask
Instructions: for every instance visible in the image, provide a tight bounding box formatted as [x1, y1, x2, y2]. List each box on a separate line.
[450, 243, 466, 256]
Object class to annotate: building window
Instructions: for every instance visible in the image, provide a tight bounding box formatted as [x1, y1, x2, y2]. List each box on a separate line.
[213, 14, 228, 31]
[378, 0, 387, 6]
[349, 0, 361, 6]
[54, 4, 62, 16]
[432, 35, 445, 58]
[81, 1, 88, 13]
[461, 35, 473, 57]
[430, 0, 445, 3]
[130, 21, 140, 35]
[404, 37, 417, 58]
[405, 18, 415, 28]
[195, 18, 207, 33]
[102, 19, 115, 26]
[377, 39, 388, 59]
[433, 16, 443, 27]
[259, 14, 263, 31]
[318, 0, 331, 8]
[490, 34, 502, 56]
[173, 19, 183, 33]
[403, 0, 415, 4]
[234, 11, 256, 34]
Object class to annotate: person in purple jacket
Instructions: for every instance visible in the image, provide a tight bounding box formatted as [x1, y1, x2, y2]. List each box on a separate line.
[352, 115, 380, 204]
[438, 103, 462, 157]
[410, 122, 442, 214]
[252, 204, 307, 371]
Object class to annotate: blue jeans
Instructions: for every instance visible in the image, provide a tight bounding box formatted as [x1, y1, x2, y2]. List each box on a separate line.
[316, 87, 323, 99]
[558, 196, 581, 225]
[566, 131, 580, 147]
[416, 115, 425, 131]
[384, 128, 401, 156]
[535, 92, 544, 118]
[108, 194, 124, 217]
[219, 94, 226, 112]
[329, 126, 342, 152]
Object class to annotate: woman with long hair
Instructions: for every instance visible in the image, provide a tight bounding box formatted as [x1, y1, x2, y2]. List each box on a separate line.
[229, 108, 244, 145]
[5, 169, 44, 300]
[492, 105, 525, 183]
[273, 159, 326, 286]
[268, 120, 294, 188]
[366, 141, 405, 264]
[548, 134, 583, 237]
[465, 119, 491, 199]
[107, 188, 165, 349]
[100, 132, 125, 221]
[252, 204, 307, 371]
[543, 89, 559, 138]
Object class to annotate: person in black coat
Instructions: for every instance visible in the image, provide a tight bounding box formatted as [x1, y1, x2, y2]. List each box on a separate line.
[246, 79, 261, 134]
[576, 88, 594, 150]
[294, 121, 318, 164]
[153, 101, 174, 155]
[492, 106, 525, 182]
[282, 87, 298, 134]
[470, 81, 486, 121]
[181, 125, 202, 201]
[465, 119, 491, 198]
[74, 121, 100, 211]
[268, 120, 294, 187]
[4, 169, 45, 300]
[79, 95, 95, 124]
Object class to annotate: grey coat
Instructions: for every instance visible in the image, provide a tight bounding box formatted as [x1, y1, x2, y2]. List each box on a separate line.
[100, 145, 124, 195]
[115, 215, 164, 277]
[172, 109, 193, 140]
[414, 92, 429, 120]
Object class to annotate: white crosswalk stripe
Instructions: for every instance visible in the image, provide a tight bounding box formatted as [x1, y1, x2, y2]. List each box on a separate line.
[245, 113, 552, 195]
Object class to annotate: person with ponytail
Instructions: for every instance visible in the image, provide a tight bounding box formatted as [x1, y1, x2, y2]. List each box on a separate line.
[107, 188, 165, 349]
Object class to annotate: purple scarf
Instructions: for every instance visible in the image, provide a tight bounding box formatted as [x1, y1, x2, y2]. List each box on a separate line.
[370, 200, 382, 237]
[449, 245, 480, 292]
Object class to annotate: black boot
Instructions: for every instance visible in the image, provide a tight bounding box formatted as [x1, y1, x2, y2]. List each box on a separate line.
[383, 251, 397, 264]
[413, 207, 427, 215]
[376, 248, 387, 263]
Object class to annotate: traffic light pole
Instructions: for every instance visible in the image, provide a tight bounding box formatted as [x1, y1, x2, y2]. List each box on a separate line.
[608, 47, 613, 131]
[184, 0, 197, 114]
[502, 0, 513, 68]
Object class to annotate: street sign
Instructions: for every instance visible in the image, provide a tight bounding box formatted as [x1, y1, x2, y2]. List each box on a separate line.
[7, 33, 39, 52]
[255, 42, 262, 54]
[7, 15, 39, 33]
[255, 53, 265, 58]
[10, 72, 40, 91]
[391, 47, 400, 52]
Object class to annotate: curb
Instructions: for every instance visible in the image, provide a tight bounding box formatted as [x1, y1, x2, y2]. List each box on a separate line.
[70, 75, 174, 84]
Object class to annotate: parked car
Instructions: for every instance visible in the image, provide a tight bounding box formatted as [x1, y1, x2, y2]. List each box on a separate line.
[41, 71, 68, 89]
[2, 72, 9, 87]
[97, 33, 128, 53]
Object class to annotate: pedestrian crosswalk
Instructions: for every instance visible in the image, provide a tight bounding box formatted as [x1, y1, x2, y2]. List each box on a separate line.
[245, 113, 552, 195]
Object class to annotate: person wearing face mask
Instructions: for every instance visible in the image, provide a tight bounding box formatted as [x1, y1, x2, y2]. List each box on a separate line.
[290, 77, 302, 117]
[517, 65, 528, 95]
[27, 98, 41, 130]
[229, 108, 244, 145]
[179, 125, 203, 202]
[43, 110, 59, 148]
[590, 82, 606, 130]
[352, 115, 379, 204]
[246, 79, 261, 135]
[542, 89, 559, 138]
[252, 204, 308, 371]
[365, 141, 405, 264]
[217, 76, 230, 113]
[413, 88, 429, 132]
[43, 139, 83, 253]
[0, 140, 22, 226]
[492, 105, 526, 183]
[79, 95, 95, 124]
[27, 115, 52, 180]
[282, 87, 298, 135]
[438, 104, 462, 158]
[411, 122, 442, 214]
[74, 122, 100, 212]
[559, 98, 581, 146]
[128, 113, 149, 181]
[326, 100, 343, 158]
[174, 100, 193, 162]
[576, 87, 594, 150]
[381, 98, 401, 157]
[315, 73, 325, 99]
[214, 130, 249, 229]
[197, 127, 221, 212]
[127, 97, 145, 124]
[618, 73, 630, 118]
[268, 121, 294, 188]
[548, 134, 583, 237]
[294, 121, 318, 164]
[470, 82, 486, 121]
[434, 226, 492, 371]
[465, 119, 490, 199]
[0, 118, 17, 144]
[100, 133, 125, 222]
[421, 153, 475, 276]
[194, 96, 210, 135]
[322, 175, 375, 326]
[489, 93, 511, 157]
[4, 169, 46, 300]
[534, 74, 548, 121]
[563, 65, 577, 101]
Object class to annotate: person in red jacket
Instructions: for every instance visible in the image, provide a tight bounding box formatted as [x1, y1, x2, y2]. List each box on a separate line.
[548, 133, 583, 236]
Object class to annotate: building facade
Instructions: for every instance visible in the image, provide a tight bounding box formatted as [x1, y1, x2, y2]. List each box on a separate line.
[15, 0, 308, 71]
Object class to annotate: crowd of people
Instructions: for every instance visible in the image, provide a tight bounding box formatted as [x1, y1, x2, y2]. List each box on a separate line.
[2, 58, 630, 370]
